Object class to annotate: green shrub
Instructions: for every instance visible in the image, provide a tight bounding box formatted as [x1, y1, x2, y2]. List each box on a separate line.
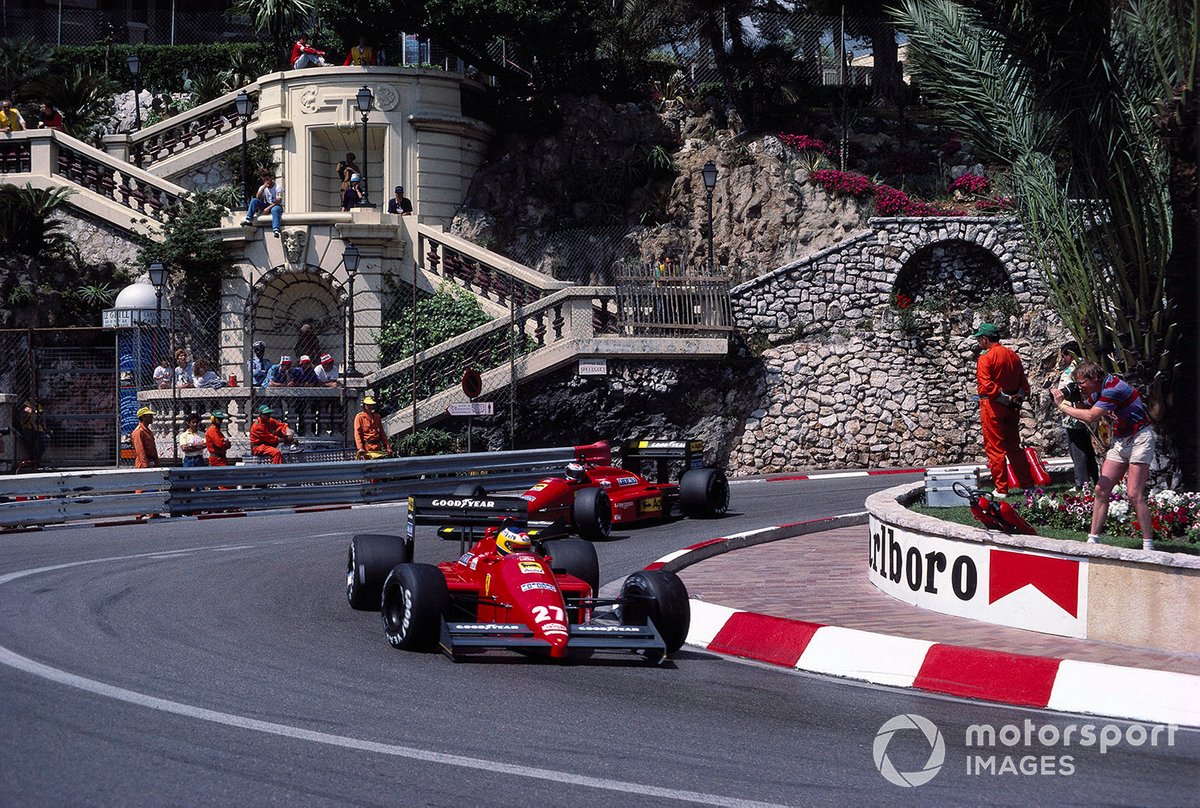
[48, 43, 273, 96]
[393, 428, 460, 457]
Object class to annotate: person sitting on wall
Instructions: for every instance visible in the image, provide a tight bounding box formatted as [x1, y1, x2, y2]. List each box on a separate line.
[314, 353, 340, 387]
[343, 35, 376, 66]
[265, 355, 295, 387]
[342, 174, 365, 211]
[250, 405, 296, 464]
[243, 172, 284, 237]
[291, 35, 327, 69]
[191, 358, 225, 389]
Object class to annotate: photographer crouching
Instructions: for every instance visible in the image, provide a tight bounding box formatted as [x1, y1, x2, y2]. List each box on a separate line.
[1055, 342, 1099, 489]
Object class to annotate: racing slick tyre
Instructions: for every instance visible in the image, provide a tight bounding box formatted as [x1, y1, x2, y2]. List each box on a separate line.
[347, 534, 413, 610]
[679, 467, 730, 518]
[453, 482, 488, 497]
[619, 570, 691, 660]
[572, 487, 612, 541]
[381, 563, 449, 652]
[543, 538, 600, 597]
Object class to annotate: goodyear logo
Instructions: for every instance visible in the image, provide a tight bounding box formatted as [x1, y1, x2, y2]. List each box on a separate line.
[453, 623, 523, 631]
[575, 625, 644, 633]
[430, 498, 496, 508]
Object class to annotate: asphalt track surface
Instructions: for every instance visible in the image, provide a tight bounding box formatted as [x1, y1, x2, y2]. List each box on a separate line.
[1, 473, 1196, 806]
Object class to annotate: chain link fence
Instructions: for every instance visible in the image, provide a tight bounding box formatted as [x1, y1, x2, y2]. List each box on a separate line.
[1, 7, 255, 47]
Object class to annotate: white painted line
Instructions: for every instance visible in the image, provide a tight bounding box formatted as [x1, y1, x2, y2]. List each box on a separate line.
[1048, 660, 1200, 726]
[653, 548, 691, 565]
[803, 472, 870, 480]
[687, 600, 742, 648]
[797, 627, 933, 688]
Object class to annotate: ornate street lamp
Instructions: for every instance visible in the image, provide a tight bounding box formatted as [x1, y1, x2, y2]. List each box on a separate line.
[701, 160, 718, 274]
[148, 261, 177, 461]
[127, 52, 142, 132]
[235, 90, 252, 208]
[342, 241, 361, 377]
[355, 86, 375, 207]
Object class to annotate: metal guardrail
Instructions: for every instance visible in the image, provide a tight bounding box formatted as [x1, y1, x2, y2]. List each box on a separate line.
[0, 445, 582, 527]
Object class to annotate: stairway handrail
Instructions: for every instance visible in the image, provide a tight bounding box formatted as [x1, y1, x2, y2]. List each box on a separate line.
[130, 82, 262, 168]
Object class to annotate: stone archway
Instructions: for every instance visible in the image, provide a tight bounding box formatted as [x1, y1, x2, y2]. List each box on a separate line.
[248, 264, 348, 365]
[893, 239, 1015, 334]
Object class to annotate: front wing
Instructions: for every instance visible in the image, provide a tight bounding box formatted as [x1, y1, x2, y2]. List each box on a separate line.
[439, 618, 665, 657]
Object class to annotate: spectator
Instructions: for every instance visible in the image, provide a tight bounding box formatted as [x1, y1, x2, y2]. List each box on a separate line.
[294, 355, 319, 387]
[295, 322, 321, 361]
[1053, 361, 1158, 550]
[265, 355, 294, 387]
[341, 174, 364, 211]
[335, 153, 359, 201]
[973, 322, 1033, 497]
[206, 410, 232, 466]
[354, 395, 391, 459]
[38, 100, 63, 130]
[314, 353, 340, 387]
[343, 36, 377, 66]
[291, 35, 327, 69]
[191, 358, 224, 389]
[243, 172, 284, 237]
[1055, 341, 1098, 489]
[132, 406, 158, 468]
[250, 405, 296, 464]
[178, 412, 207, 467]
[15, 400, 49, 465]
[1, 98, 25, 132]
[249, 340, 269, 386]
[173, 348, 193, 389]
[387, 185, 412, 216]
[153, 356, 172, 389]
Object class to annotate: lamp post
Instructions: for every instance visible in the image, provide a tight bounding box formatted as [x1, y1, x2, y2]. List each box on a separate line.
[127, 52, 142, 167]
[147, 262, 175, 460]
[235, 90, 252, 208]
[342, 241, 361, 377]
[701, 160, 718, 274]
[355, 86, 375, 207]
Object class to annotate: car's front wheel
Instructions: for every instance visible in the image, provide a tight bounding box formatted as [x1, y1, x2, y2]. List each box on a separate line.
[679, 467, 729, 518]
[619, 570, 691, 661]
[381, 563, 449, 651]
[573, 487, 612, 541]
[347, 533, 412, 610]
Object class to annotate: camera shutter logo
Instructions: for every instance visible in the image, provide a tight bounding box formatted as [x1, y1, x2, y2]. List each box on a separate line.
[873, 714, 946, 787]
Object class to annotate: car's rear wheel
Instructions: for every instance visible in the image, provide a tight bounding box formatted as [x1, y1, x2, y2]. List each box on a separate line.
[453, 482, 487, 497]
[619, 570, 691, 661]
[347, 533, 412, 610]
[679, 467, 729, 518]
[543, 538, 600, 597]
[381, 563, 448, 651]
[572, 487, 612, 541]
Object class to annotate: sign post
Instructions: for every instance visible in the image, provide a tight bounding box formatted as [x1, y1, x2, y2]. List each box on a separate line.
[460, 369, 484, 452]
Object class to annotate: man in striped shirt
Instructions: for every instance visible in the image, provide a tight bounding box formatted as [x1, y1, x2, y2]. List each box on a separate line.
[1053, 361, 1157, 550]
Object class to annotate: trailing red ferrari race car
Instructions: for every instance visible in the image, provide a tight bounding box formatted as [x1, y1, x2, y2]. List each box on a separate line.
[449, 439, 730, 542]
[345, 494, 690, 662]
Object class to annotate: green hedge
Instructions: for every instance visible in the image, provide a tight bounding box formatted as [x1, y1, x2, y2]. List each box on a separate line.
[49, 43, 274, 95]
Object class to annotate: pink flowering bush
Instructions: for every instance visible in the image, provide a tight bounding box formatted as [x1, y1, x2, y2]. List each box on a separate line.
[809, 169, 875, 198]
[1022, 486, 1200, 544]
[975, 196, 1015, 212]
[778, 133, 835, 157]
[949, 173, 989, 194]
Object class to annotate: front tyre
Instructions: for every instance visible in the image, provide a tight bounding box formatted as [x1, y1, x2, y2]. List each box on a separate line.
[572, 487, 612, 541]
[381, 563, 449, 651]
[619, 570, 690, 657]
[347, 533, 413, 610]
[679, 467, 729, 518]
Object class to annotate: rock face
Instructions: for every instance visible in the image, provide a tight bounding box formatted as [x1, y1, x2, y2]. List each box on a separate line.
[52, 213, 142, 268]
[169, 154, 234, 194]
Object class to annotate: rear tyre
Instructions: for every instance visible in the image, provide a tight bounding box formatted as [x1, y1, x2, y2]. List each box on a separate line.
[347, 533, 413, 610]
[619, 570, 690, 658]
[572, 487, 612, 541]
[679, 467, 730, 518]
[543, 538, 600, 596]
[381, 563, 449, 651]
[453, 482, 488, 497]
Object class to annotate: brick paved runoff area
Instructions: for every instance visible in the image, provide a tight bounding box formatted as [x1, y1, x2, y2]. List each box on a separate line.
[677, 526, 1200, 676]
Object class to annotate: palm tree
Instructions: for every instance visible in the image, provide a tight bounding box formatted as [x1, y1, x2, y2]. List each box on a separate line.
[890, 0, 1197, 484]
[0, 184, 76, 259]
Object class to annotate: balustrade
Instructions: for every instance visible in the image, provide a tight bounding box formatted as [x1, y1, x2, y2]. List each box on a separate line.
[0, 141, 31, 173]
[55, 141, 184, 223]
[132, 89, 260, 168]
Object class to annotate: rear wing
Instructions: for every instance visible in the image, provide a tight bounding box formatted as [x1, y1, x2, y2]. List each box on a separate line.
[408, 494, 528, 553]
[621, 439, 707, 483]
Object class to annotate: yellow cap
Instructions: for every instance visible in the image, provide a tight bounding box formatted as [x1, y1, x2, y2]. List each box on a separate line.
[137, 407, 154, 418]
[362, 396, 377, 405]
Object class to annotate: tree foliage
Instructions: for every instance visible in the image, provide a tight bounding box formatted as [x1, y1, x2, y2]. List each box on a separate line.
[376, 282, 490, 365]
[892, 0, 1198, 482]
[134, 190, 232, 307]
[0, 184, 76, 259]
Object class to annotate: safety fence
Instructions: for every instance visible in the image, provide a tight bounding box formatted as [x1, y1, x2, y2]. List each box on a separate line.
[0, 444, 583, 527]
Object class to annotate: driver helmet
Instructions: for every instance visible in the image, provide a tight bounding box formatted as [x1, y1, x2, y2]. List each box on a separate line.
[565, 461, 587, 483]
[495, 527, 532, 556]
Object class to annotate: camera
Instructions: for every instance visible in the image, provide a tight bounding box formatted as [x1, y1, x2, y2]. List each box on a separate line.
[1061, 381, 1082, 404]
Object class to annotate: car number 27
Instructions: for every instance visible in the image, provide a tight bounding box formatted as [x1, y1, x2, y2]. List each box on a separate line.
[531, 605, 565, 623]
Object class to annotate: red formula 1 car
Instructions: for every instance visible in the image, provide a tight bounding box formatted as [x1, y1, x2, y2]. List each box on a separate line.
[345, 494, 690, 662]
[448, 440, 730, 542]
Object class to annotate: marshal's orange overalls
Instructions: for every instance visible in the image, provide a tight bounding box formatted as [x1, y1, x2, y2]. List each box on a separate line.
[976, 343, 1033, 493]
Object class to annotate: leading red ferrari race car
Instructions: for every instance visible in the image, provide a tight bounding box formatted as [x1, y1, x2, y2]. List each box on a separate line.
[345, 494, 690, 662]
[448, 439, 730, 541]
